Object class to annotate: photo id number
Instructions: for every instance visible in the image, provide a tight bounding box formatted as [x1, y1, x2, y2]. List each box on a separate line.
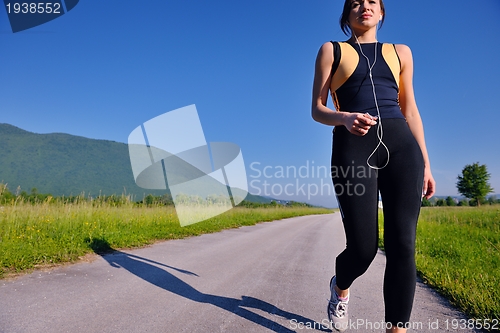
[5, 2, 62, 14]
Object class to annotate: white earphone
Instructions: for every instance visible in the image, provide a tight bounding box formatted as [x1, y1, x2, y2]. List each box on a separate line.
[353, 32, 390, 170]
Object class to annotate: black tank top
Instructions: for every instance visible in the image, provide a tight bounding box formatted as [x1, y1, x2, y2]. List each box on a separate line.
[331, 41, 405, 120]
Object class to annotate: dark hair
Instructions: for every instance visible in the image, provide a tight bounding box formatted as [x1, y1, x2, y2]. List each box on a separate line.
[340, 0, 386, 36]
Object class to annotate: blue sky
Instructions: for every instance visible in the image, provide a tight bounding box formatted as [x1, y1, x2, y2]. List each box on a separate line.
[1, 0, 499, 207]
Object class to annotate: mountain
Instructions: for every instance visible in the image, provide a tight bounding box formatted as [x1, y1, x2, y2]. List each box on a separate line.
[0, 123, 153, 198]
[0, 123, 259, 203]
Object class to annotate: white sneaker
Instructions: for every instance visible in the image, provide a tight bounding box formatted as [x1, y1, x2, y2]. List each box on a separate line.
[327, 276, 349, 332]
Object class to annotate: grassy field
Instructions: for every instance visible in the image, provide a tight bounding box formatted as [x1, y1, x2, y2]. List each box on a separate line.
[4, 199, 499, 324]
[0, 200, 332, 279]
[379, 206, 500, 324]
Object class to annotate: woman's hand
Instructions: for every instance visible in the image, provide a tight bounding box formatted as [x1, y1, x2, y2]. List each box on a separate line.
[344, 113, 378, 136]
[422, 166, 436, 199]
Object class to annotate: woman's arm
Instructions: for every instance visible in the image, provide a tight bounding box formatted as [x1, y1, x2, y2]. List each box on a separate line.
[396, 44, 436, 199]
[311, 42, 376, 135]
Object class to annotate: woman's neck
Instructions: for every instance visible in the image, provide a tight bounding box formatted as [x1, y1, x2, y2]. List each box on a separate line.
[349, 29, 378, 44]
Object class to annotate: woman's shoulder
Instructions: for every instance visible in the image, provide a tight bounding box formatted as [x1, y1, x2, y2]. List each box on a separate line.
[389, 43, 414, 71]
[392, 43, 412, 57]
[383, 43, 412, 66]
[316, 41, 334, 62]
[319, 41, 334, 52]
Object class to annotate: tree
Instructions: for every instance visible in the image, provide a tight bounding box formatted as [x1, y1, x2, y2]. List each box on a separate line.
[445, 196, 456, 206]
[144, 194, 155, 206]
[421, 197, 432, 207]
[456, 162, 494, 207]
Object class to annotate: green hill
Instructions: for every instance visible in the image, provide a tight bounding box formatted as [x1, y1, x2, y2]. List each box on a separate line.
[0, 123, 148, 198]
[0, 123, 268, 203]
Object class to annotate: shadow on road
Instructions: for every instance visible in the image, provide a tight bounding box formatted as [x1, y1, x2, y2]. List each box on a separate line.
[87, 238, 331, 333]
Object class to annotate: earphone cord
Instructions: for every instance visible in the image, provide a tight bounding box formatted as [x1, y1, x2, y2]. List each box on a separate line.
[355, 36, 390, 170]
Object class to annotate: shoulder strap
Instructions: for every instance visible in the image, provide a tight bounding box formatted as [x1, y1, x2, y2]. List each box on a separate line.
[392, 43, 401, 68]
[330, 42, 359, 93]
[330, 41, 341, 77]
[381, 43, 401, 87]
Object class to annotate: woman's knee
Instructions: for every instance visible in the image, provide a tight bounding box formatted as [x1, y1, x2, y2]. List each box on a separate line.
[384, 240, 415, 265]
[351, 245, 378, 269]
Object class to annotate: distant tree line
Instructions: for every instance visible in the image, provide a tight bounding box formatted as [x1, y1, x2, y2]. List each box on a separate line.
[0, 183, 314, 208]
[238, 199, 314, 208]
[111, 193, 314, 208]
[422, 195, 499, 207]
[0, 183, 135, 206]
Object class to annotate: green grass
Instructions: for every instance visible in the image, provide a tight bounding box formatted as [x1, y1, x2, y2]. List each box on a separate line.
[0, 200, 332, 278]
[379, 206, 500, 324]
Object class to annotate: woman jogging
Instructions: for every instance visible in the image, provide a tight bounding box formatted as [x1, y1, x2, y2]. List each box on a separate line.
[311, 0, 435, 332]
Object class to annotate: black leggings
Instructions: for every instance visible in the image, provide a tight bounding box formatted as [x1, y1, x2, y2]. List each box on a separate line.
[331, 118, 424, 326]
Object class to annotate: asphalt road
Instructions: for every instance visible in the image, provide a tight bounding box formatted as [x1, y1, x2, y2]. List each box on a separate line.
[0, 213, 483, 333]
